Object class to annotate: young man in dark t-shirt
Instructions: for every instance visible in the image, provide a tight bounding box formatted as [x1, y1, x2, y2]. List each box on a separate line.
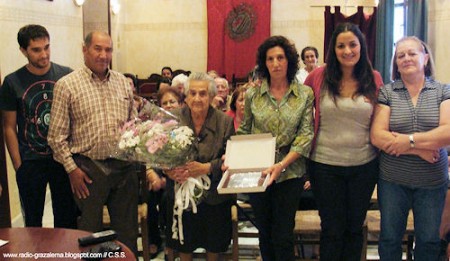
[0, 24, 77, 228]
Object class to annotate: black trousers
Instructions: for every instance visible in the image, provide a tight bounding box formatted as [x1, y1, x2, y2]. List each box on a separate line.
[249, 177, 304, 261]
[309, 159, 378, 261]
[16, 159, 78, 228]
[147, 189, 164, 247]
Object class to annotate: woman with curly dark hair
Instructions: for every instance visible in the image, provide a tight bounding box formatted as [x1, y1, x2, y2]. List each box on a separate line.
[237, 35, 314, 260]
[304, 22, 384, 261]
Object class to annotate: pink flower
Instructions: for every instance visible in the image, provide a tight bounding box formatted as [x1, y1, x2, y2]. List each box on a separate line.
[163, 120, 178, 128]
[120, 120, 136, 133]
[145, 134, 169, 154]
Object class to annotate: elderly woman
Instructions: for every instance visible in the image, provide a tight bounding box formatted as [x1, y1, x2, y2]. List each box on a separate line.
[296, 46, 320, 84]
[371, 36, 450, 260]
[171, 73, 188, 99]
[165, 72, 235, 261]
[237, 35, 314, 261]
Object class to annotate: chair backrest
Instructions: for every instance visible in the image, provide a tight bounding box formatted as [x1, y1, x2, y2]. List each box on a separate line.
[232, 74, 248, 89]
[148, 73, 162, 82]
[138, 82, 158, 103]
[172, 69, 191, 78]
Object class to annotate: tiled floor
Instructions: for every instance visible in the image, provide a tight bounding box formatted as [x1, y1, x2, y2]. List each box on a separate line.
[28, 187, 385, 260]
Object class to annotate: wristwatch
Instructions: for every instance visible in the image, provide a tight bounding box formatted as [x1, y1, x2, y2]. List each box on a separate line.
[409, 134, 415, 148]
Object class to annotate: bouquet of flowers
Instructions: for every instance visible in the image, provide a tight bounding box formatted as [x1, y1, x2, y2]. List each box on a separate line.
[112, 103, 211, 245]
[112, 103, 195, 169]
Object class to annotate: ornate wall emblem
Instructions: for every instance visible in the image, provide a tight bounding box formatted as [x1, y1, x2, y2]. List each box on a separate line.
[225, 3, 257, 42]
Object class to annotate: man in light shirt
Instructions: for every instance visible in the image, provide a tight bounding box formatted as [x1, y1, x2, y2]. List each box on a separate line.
[48, 31, 138, 254]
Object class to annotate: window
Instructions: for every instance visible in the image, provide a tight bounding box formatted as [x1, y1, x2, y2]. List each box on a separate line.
[393, 0, 406, 43]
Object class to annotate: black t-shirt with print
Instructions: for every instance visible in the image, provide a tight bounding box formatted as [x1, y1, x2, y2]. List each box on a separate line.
[0, 62, 72, 160]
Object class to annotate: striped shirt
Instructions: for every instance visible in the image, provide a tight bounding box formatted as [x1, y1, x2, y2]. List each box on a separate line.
[378, 79, 450, 188]
[48, 66, 135, 173]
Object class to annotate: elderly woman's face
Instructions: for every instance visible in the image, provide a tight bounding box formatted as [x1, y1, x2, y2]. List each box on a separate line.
[160, 92, 180, 111]
[185, 80, 210, 114]
[303, 50, 318, 69]
[395, 39, 429, 78]
[265, 46, 288, 80]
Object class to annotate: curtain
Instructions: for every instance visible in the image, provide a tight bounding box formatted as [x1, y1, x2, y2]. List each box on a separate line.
[207, 0, 271, 81]
[406, 0, 427, 41]
[324, 6, 377, 66]
[375, 0, 394, 83]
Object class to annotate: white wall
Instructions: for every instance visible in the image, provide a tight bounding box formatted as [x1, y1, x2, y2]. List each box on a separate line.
[0, 0, 84, 222]
[428, 0, 450, 83]
[114, 0, 378, 78]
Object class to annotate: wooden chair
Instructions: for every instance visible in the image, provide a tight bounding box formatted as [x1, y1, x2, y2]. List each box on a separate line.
[148, 73, 162, 82]
[138, 82, 158, 103]
[172, 69, 191, 78]
[103, 166, 150, 261]
[231, 74, 248, 89]
[293, 210, 368, 261]
[366, 210, 415, 261]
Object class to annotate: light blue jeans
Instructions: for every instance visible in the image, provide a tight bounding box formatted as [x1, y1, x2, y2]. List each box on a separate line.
[378, 178, 447, 261]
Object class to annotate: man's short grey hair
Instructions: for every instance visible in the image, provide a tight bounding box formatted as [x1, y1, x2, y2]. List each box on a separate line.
[215, 77, 229, 89]
[184, 72, 217, 98]
[84, 31, 111, 48]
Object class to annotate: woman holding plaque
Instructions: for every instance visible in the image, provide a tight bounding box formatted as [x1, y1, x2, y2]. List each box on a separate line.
[237, 35, 314, 261]
[304, 23, 383, 261]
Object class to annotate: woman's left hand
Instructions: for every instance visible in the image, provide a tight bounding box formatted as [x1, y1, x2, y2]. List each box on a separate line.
[262, 162, 285, 186]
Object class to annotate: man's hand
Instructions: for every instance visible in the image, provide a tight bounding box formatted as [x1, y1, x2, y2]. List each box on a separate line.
[146, 169, 163, 191]
[69, 168, 92, 199]
[211, 96, 225, 109]
[303, 180, 312, 190]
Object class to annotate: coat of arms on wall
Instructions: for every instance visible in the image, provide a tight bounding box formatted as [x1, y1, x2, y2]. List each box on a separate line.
[225, 3, 257, 42]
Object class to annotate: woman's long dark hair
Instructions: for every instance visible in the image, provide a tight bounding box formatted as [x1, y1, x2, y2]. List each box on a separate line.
[323, 22, 377, 104]
[256, 35, 299, 84]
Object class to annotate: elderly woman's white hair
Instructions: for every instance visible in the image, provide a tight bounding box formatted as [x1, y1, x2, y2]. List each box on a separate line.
[171, 74, 188, 88]
[184, 72, 217, 98]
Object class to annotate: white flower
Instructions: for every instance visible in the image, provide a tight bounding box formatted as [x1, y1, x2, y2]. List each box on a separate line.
[118, 130, 139, 149]
[171, 126, 194, 148]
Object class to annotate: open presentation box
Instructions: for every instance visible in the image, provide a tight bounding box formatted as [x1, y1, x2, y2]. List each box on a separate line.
[218, 133, 276, 194]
